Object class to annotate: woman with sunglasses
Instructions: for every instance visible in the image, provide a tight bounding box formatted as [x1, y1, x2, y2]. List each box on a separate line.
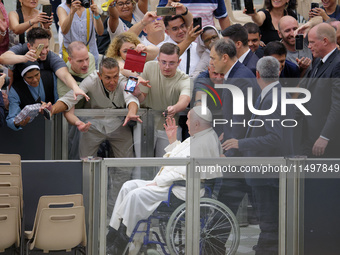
[106, 0, 148, 39]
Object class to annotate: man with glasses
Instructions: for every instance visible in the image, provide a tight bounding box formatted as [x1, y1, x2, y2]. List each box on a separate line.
[128, 3, 194, 47]
[141, 16, 167, 47]
[164, 15, 200, 77]
[132, 43, 191, 156]
[0, 27, 88, 100]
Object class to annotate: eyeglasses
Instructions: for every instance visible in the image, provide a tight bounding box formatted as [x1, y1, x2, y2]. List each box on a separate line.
[152, 17, 163, 23]
[116, 0, 132, 7]
[203, 35, 219, 44]
[170, 23, 186, 32]
[159, 60, 178, 67]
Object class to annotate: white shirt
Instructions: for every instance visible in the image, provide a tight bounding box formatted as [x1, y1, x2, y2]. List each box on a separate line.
[238, 49, 251, 64]
[224, 60, 239, 79]
[322, 47, 337, 63]
[164, 36, 200, 77]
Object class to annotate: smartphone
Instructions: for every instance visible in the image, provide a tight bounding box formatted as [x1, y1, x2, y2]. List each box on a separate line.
[43, 108, 51, 120]
[124, 76, 138, 93]
[42, 4, 52, 17]
[311, 2, 319, 9]
[193, 17, 202, 32]
[156, 7, 176, 16]
[35, 44, 44, 59]
[244, 0, 254, 14]
[295, 34, 304, 51]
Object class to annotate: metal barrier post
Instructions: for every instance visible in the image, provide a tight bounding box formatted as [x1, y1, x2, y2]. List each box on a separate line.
[83, 160, 102, 255]
[141, 109, 154, 157]
[44, 115, 54, 160]
[285, 157, 306, 255]
[185, 158, 201, 255]
[61, 113, 69, 160]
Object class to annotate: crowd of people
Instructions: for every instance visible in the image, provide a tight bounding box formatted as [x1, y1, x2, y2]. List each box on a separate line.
[1, 0, 340, 254]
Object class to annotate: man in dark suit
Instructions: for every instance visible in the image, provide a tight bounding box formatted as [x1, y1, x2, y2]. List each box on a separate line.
[264, 41, 301, 88]
[222, 24, 259, 75]
[222, 56, 295, 255]
[210, 39, 260, 218]
[210, 38, 261, 157]
[244, 22, 264, 58]
[300, 23, 340, 158]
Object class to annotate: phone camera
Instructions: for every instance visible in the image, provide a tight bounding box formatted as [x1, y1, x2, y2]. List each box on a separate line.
[81, 0, 91, 8]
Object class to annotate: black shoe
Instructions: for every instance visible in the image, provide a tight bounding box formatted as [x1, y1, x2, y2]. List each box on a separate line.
[114, 231, 130, 255]
[107, 226, 118, 245]
[106, 226, 118, 253]
[107, 230, 129, 255]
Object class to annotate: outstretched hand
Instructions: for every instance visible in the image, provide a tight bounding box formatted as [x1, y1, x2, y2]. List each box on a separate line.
[123, 112, 142, 126]
[73, 86, 90, 101]
[75, 120, 92, 132]
[164, 117, 177, 144]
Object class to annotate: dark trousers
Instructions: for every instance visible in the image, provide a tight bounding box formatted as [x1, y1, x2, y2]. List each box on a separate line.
[252, 185, 279, 255]
[218, 178, 250, 216]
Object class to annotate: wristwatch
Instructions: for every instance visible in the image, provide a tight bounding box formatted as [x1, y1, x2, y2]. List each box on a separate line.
[182, 7, 188, 16]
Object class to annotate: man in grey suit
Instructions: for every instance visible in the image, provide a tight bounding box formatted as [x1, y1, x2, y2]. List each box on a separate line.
[222, 56, 295, 255]
[300, 23, 340, 158]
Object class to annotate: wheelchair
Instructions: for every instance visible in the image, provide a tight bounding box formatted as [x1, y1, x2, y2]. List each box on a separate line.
[125, 179, 240, 255]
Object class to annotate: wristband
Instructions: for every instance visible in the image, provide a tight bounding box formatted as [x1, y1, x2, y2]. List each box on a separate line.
[29, 20, 33, 26]
[182, 7, 188, 16]
[94, 14, 101, 20]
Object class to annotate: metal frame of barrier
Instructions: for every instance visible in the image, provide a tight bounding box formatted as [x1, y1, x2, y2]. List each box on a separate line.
[98, 157, 288, 255]
[60, 108, 152, 159]
[20, 157, 340, 254]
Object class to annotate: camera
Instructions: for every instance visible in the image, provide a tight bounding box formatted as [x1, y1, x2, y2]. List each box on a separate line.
[193, 17, 202, 33]
[67, 0, 91, 8]
[0, 69, 10, 90]
[124, 76, 137, 93]
[156, 7, 176, 16]
[295, 34, 304, 51]
[244, 0, 254, 14]
[80, 0, 91, 8]
[311, 2, 319, 9]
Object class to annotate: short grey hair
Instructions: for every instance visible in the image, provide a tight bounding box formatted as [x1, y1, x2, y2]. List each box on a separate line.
[212, 38, 237, 59]
[256, 56, 280, 83]
[99, 57, 119, 74]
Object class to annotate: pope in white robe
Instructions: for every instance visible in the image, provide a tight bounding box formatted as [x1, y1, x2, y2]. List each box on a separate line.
[109, 106, 223, 238]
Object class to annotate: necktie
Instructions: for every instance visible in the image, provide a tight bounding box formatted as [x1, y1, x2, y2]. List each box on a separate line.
[313, 60, 323, 77]
[246, 95, 261, 137]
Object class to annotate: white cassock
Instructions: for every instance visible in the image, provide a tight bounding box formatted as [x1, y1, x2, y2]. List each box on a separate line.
[109, 127, 223, 237]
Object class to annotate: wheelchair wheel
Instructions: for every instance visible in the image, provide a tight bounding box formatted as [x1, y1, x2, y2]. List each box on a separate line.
[166, 198, 240, 255]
